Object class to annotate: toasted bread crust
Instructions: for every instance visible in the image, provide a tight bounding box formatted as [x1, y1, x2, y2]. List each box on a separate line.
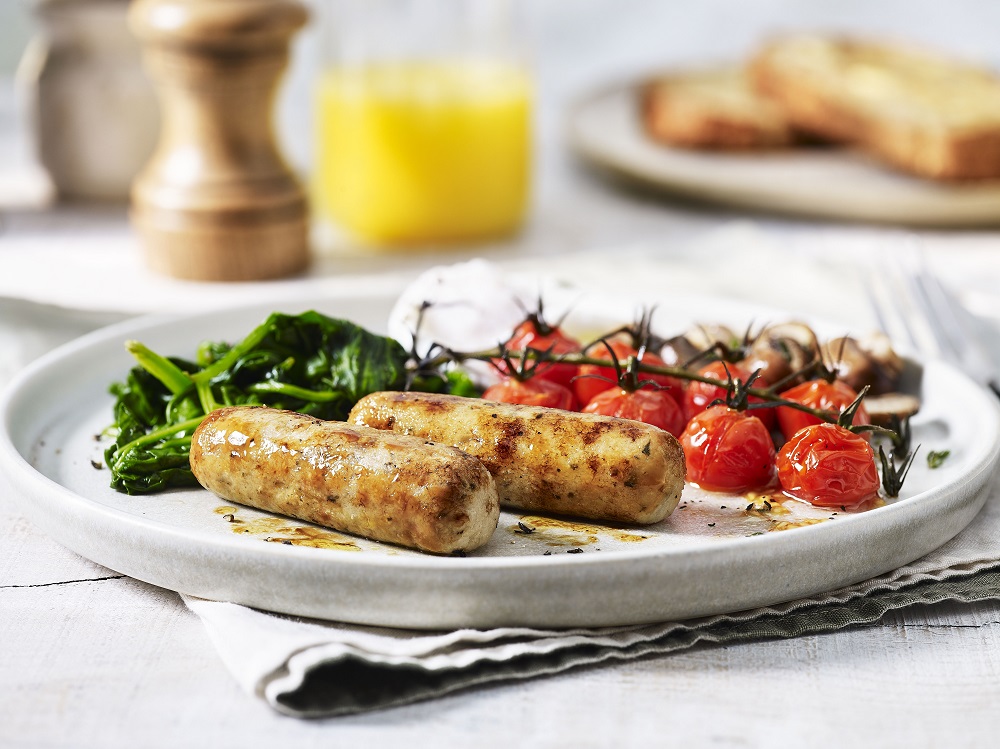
[750, 35, 1000, 180]
[640, 67, 796, 150]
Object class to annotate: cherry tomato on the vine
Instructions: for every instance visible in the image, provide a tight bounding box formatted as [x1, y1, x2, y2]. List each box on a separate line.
[499, 319, 581, 388]
[775, 423, 880, 507]
[680, 404, 776, 493]
[683, 361, 776, 430]
[776, 379, 870, 441]
[573, 338, 684, 408]
[482, 376, 578, 411]
[582, 387, 686, 436]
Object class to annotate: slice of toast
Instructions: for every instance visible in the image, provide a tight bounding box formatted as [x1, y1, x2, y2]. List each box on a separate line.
[640, 66, 797, 150]
[750, 35, 1000, 180]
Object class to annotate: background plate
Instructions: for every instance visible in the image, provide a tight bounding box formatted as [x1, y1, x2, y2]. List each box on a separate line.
[569, 81, 1000, 227]
[1, 289, 998, 629]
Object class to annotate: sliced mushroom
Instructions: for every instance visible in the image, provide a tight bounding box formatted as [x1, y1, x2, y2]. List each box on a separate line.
[821, 332, 905, 395]
[683, 323, 740, 353]
[740, 321, 820, 387]
[864, 392, 921, 428]
[658, 324, 739, 369]
[657, 334, 702, 368]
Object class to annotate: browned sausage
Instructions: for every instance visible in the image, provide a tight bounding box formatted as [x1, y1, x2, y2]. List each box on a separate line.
[190, 406, 500, 554]
[348, 392, 685, 524]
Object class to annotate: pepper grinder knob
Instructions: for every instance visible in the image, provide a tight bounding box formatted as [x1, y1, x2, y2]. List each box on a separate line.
[128, 0, 309, 281]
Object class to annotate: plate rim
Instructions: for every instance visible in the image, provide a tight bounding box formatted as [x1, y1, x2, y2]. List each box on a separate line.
[3, 289, 999, 626]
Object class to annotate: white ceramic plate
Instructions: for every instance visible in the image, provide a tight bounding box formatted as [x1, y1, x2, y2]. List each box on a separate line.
[2, 290, 998, 629]
[568, 80, 1000, 226]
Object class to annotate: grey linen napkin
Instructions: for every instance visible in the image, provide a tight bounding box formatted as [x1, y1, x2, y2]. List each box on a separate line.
[184, 473, 1000, 718]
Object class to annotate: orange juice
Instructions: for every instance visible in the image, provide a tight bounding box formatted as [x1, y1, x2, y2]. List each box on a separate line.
[313, 61, 531, 244]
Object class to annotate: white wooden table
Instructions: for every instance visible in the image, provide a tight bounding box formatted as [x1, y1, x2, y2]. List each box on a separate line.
[5, 1, 1000, 745]
[4, 466, 1000, 747]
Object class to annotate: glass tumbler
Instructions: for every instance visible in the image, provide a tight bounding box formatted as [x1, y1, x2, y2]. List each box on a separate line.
[313, 0, 531, 246]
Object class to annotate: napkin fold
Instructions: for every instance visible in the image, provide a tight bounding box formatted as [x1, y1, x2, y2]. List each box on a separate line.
[185, 473, 1000, 718]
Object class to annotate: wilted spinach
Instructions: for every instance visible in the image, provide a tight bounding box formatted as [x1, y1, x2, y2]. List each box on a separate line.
[105, 310, 477, 494]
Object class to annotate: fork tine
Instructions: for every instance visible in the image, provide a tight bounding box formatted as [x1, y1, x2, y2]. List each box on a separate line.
[910, 258, 1000, 394]
[864, 243, 1000, 398]
[904, 243, 1000, 393]
[909, 264, 963, 361]
[863, 255, 940, 358]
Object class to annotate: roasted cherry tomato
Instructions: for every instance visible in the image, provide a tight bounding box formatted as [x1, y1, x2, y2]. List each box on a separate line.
[679, 404, 776, 493]
[581, 387, 686, 436]
[482, 376, 578, 411]
[573, 338, 684, 407]
[776, 423, 880, 507]
[776, 379, 870, 441]
[683, 361, 776, 430]
[499, 318, 581, 388]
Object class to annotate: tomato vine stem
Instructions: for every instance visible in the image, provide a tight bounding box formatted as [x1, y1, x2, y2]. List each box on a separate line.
[418, 346, 840, 425]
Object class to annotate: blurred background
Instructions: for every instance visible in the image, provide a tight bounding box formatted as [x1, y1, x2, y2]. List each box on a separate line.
[5, 0, 1000, 184]
[3, 0, 1000, 304]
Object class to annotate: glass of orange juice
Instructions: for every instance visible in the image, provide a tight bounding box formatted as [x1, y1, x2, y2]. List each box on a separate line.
[313, 0, 532, 246]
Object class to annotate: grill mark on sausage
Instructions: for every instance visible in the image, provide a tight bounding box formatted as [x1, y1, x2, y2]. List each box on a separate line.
[581, 421, 616, 445]
[190, 406, 500, 554]
[349, 392, 685, 524]
[493, 419, 526, 463]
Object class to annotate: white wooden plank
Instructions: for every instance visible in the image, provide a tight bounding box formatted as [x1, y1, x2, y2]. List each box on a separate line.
[2, 569, 999, 749]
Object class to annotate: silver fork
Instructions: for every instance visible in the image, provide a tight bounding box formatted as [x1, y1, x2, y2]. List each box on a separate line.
[864, 246, 1000, 399]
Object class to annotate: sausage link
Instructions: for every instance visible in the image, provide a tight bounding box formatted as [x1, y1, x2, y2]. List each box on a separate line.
[190, 406, 500, 554]
[349, 392, 685, 524]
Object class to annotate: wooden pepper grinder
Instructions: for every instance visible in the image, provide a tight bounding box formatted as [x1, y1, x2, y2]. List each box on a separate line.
[128, 0, 310, 281]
